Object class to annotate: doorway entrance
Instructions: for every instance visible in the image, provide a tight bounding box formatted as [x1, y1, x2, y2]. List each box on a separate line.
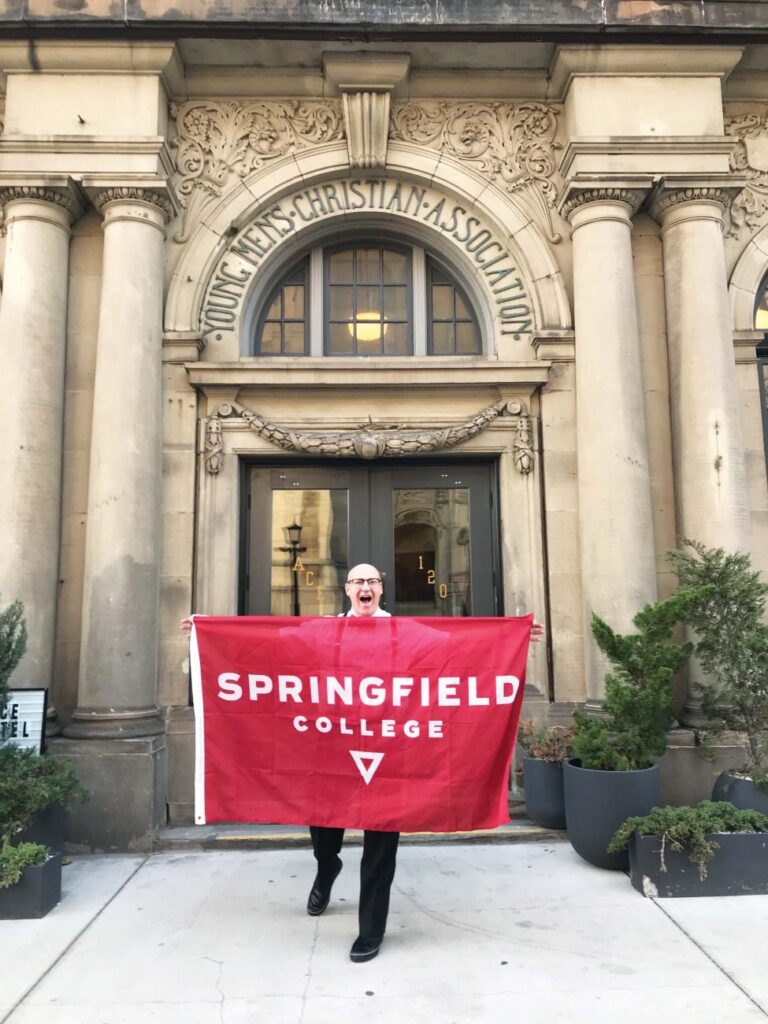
[244, 462, 500, 616]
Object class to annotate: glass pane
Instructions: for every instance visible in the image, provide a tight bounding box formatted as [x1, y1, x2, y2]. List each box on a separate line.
[260, 321, 282, 354]
[456, 320, 479, 354]
[383, 250, 407, 284]
[356, 285, 381, 318]
[432, 285, 453, 320]
[265, 295, 282, 320]
[330, 286, 354, 322]
[283, 285, 304, 319]
[384, 286, 407, 321]
[430, 264, 450, 285]
[431, 321, 453, 354]
[271, 489, 348, 615]
[283, 321, 306, 354]
[357, 327, 382, 355]
[383, 322, 408, 356]
[357, 249, 381, 283]
[393, 488, 471, 616]
[328, 322, 354, 355]
[329, 249, 354, 283]
[455, 292, 470, 320]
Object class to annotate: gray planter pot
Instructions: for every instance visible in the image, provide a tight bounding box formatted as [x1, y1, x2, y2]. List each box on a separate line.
[629, 831, 768, 897]
[711, 771, 768, 817]
[0, 853, 62, 919]
[563, 758, 661, 870]
[522, 757, 566, 829]
[13, 803, 66, 856]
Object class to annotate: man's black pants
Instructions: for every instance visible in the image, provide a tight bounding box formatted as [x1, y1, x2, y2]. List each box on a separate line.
[309, 826, 400, 939]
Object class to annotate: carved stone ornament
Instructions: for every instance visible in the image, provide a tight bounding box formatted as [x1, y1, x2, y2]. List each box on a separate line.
[204, 398, 534, 473]
[0, 185, 81, 218]
[344, 91, 391, 169]
[560, 187, 646, 222]
[390, 101, 561, 242]
[170, 99, 344, 240]
[648, 186, 733, 223]
[725, 111, 768, 237]
[94, 187, 174, 222]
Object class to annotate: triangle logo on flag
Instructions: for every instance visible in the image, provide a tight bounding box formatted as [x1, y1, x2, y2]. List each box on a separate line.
[349, 750, 384, 785]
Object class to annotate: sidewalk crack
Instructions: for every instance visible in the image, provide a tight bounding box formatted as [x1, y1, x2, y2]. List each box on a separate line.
[652, 901, 768, 1018]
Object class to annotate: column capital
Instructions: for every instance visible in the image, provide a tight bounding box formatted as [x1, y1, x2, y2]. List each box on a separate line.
[559, 178, 651, 224]
[648, 177, 746, 225]
[0, 175, 85, 222]
[93, 186, 175, 222]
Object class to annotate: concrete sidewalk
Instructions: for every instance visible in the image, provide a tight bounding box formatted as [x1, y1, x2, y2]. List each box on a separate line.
[1, 842, 767, 1024]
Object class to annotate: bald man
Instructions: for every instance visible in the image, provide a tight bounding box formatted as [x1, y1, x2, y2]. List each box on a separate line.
[307, 563, 397, 963]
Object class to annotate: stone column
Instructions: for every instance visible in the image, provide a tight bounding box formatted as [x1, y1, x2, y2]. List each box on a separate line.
[563, 188, 658, 704]
[651, 185, 752, 726]
[56, 187, 172, 849]
[0, 183, 80, 710]
[65, 188, 171, 740]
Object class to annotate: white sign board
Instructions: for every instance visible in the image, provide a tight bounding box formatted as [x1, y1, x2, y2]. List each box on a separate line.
[0, 689, 47, 753]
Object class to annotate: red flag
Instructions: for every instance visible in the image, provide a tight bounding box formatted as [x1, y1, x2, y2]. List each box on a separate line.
[191, 615, 532, 833]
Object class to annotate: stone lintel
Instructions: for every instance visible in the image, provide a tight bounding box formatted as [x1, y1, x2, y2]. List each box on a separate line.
[549, 44, 745, 100]
[0, 136, 175, 180]
[0, 40, 184, 97]
[558, 136, 737, 179]
[185, 359, 552, 390]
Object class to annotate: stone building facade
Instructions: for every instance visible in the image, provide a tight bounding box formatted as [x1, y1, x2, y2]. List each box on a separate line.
[0, 3, 766, 848]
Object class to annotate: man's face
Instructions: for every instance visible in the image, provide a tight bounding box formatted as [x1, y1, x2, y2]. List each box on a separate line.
[345, 563, 383, 617]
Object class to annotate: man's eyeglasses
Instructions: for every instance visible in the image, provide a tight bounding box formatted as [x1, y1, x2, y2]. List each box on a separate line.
[347, 578, 382, 587]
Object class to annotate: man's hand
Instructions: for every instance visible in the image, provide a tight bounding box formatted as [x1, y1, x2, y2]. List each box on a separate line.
[530, 620, 544, 644]
[180, 616, 194, 637]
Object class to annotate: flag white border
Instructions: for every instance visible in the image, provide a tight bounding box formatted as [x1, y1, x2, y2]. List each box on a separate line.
[189, 619, 207, 825]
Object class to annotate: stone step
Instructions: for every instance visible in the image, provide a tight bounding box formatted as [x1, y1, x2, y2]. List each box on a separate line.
[155, 818, 566, 852]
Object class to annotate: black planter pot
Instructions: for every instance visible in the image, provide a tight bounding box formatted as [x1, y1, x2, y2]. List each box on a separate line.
[13, 803, 66, 856]
[711, 772, 768, 817]
[629, 831, 768, 897]
[522, 757, 566, 829]
[563, 758, 661, 870]
[0, 853, 62, 919]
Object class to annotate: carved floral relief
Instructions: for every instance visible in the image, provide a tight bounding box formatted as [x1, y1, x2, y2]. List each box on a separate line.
[390, 101, 562, 241]
[725, 110, 768, 237]
[170, 98, 561, 243]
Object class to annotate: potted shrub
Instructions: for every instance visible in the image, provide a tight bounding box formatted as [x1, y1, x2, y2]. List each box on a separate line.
[668, 542, 768, 815]
[608, 801, 768, 897]
[517, 721, 574, 829]
[564, 590, 698, 870]
[0, 597, 86, 917]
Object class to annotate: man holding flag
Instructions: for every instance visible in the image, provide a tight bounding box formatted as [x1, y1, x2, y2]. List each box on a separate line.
[185, 563, 542, 964]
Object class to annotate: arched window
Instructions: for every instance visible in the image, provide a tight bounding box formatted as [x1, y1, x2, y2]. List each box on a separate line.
[252, 239, 481, 357]
[753, 278, 768, 471]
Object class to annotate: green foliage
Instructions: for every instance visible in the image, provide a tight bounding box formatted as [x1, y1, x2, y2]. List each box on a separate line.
[0, 598, 27, 714]
[0, 840, 47, 889]
[517, 721, 575, 763]
[571, 590, 700, 771]
[668, 541, 768, 784]
[608, 800, 768, 880]
[0, 745, 87, 844]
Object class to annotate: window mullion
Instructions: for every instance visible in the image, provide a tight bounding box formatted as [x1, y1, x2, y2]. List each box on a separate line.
[413, 246, 427, 356]
[310, 247, 324, 356]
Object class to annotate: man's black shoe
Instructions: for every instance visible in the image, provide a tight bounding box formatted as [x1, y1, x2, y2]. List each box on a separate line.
[350, 936, 382, 963]
[306, 859, 342, 916]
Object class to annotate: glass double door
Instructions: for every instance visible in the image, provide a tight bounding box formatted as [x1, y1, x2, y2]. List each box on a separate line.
[245, 462, 500, 616]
